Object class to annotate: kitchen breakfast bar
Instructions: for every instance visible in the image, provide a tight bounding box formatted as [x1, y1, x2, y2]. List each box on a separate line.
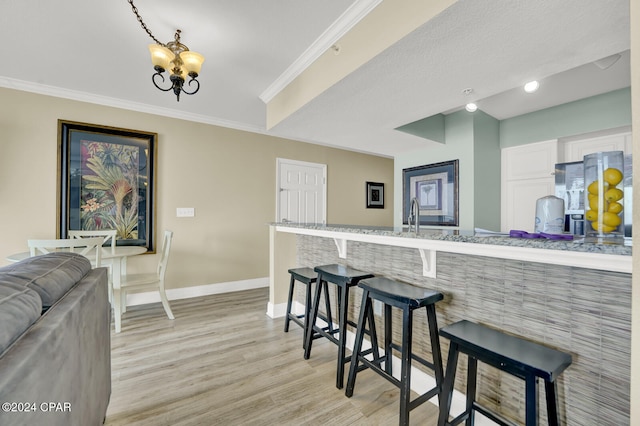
[268, 223, 632, 425]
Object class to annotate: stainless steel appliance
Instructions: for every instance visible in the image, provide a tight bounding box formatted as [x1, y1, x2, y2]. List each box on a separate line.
[554, 161, 585, 235]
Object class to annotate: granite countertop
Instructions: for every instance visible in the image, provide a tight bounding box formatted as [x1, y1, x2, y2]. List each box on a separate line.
[273, 223, 632, 256]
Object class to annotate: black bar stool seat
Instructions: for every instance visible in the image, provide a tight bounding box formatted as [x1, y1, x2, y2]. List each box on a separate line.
[345, 276, 445, 426]
[283, 267, 318, 347]
[303, 264, 374, 389]
[437, 320, 572, 426]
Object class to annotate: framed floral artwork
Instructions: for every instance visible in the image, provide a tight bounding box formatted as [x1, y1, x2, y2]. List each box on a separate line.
[57, 120, 157, 252]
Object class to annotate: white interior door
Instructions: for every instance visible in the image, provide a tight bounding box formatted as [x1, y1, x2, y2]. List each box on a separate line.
[276, 158, 326, 224]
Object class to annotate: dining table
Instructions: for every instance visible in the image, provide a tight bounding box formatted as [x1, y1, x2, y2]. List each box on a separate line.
[6, 245, 148, 303]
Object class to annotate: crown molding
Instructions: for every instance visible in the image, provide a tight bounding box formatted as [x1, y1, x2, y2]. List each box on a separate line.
[0, 76, 391, 158]
[258, 0, 382, 103]
[0, 76, 266, 135]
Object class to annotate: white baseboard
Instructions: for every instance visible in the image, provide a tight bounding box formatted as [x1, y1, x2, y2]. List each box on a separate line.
[125, 277, 269, 307]
[266, 301, 286, 318]
[266, 300, 295, 318]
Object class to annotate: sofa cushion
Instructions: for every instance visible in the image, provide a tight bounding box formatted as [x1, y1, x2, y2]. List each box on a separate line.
[0, 281, 42, 354]
[0, 252, 91, 309]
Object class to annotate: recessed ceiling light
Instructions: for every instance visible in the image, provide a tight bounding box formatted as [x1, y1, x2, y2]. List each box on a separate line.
[465, 103, 478, 112]
[524, 81, 539, 93]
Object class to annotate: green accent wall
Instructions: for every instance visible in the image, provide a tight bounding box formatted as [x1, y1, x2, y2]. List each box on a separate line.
[395, 113, 446, 143]
[473, 111, 501, 231]
[395, 110, 501, 231]
[500, 87, 632, 147]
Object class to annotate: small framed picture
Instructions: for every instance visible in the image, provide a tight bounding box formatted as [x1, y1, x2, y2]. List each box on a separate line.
[366, 182, 385, 209]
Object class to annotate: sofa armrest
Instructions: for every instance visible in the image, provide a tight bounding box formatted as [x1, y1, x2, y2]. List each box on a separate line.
[0, 267, 110, 426]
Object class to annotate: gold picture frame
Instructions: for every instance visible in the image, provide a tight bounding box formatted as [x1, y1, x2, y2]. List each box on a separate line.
[57, 120, 157, 252]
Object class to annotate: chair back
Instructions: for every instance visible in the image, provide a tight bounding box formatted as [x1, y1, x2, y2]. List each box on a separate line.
[69, 229, 117, 255]
[27, 237, 104, 267]
[157, 230, 174, 279]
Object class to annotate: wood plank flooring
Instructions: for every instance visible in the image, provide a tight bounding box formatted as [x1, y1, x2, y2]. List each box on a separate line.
[105, 288, 441, 425]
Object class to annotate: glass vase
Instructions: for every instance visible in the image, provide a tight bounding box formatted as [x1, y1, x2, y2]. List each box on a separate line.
[583, 151, 625, 243]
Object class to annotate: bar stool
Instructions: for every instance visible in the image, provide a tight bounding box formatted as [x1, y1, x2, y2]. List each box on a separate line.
[437, 320, 572, 426]
[303, 264, 374, 389]
[283, 267, 333, 348]
[345, 276, 445, 426]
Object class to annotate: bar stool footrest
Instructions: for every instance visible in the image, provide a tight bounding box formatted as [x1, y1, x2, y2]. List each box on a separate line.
[447, 402, 517, 426]
[287, 315, 305, 329]
[388, 341, 437, 372]
[409, 386, 440, 411]
[359, 357, 401, 388]
[472, 402, 518, 426]
[358, 355, 440, 411]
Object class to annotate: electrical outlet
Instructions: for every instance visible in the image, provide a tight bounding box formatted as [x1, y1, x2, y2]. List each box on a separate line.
[176, 207, 195, 217]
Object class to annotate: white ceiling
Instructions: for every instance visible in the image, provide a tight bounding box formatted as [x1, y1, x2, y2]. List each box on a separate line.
[0, 0, 631, 158]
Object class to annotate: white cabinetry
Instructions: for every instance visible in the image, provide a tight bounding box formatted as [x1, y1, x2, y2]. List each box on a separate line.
[501, 140, 558, 232]
[561, 131, 632, 162]
[501, 129, 632, 234]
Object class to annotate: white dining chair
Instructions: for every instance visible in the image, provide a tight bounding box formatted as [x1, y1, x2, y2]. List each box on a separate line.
[27, 237, 104, 267]
[68, 229, 118, 301]
[68, 229, 117, 255]
[113, 230, 174, 332]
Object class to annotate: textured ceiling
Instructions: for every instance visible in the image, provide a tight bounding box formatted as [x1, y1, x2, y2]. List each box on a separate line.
[268, 0, 631, 156]
[0, 0, 631, 158]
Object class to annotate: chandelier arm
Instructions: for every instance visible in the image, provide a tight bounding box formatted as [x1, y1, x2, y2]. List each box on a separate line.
[151, 72, 174, 92]
[181, 77, 201, 95]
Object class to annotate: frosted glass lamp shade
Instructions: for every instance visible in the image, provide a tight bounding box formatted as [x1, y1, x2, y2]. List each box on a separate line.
[180, 51, 205, 75]
[148, 44, 173, 71]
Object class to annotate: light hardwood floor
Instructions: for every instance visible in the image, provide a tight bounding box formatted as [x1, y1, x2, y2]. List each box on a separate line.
[105, 288, 442, 425]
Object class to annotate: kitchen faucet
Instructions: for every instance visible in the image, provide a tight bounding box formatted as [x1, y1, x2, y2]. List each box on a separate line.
[407, 197, 420, 235]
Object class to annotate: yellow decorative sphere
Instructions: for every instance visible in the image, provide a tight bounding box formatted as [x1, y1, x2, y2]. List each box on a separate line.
[604, 188, 624, 202]
[602, 211, 621, 228]
[608, 202, 623, 214]
[587, 180, 608, 195]
[603, 168, 623, 186]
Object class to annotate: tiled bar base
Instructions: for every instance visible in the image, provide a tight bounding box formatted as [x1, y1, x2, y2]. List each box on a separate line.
[296, 234, 631, 425]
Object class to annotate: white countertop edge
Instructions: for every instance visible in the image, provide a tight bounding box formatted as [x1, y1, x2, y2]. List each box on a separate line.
[274, 225, 631, 274]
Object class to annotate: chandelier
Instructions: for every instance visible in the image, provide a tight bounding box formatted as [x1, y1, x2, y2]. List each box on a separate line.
[128, 0, 205, 101]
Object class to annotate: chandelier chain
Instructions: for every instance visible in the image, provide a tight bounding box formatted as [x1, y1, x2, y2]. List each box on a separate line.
[127, 0, 165, 46]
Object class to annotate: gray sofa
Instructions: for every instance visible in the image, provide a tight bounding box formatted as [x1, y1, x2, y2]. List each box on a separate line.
[0, 252, 111, 426]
